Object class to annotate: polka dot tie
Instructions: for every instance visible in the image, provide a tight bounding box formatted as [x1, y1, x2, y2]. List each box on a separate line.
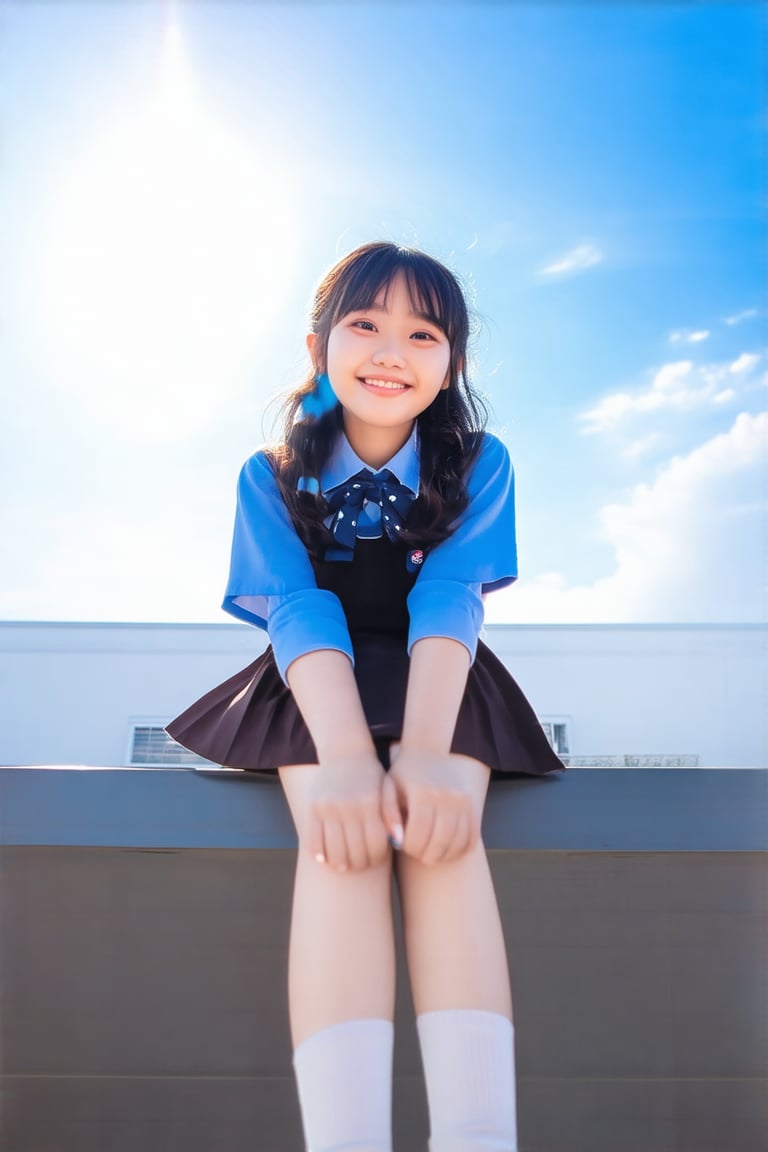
[324, 468, 415, 557]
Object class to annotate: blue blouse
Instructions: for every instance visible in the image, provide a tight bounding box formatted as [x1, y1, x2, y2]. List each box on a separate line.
[223, 428, 518, 680]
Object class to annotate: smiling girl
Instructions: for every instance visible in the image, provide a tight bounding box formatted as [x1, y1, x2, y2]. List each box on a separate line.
[168, 242, 563, 1152]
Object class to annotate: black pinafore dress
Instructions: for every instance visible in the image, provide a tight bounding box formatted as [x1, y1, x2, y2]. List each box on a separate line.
[166, 534, 564, 778]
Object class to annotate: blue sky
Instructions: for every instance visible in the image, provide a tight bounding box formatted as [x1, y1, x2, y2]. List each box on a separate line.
[1, 0, 765, 624]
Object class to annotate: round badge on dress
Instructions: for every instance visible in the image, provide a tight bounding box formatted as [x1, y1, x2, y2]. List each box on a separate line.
[406, 549, 424, 572]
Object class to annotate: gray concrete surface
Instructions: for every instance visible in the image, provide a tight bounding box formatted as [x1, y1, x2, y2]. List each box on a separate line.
[1, 768, 767, 1152]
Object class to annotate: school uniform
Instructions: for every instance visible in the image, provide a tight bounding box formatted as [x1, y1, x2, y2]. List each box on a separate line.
[166, 428, 564, 777]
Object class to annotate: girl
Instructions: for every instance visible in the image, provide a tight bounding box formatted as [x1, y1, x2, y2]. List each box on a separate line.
[167, 242, 563, 1152]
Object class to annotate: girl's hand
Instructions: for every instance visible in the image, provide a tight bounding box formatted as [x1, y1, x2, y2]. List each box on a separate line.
[388, 747, 481, 866]
[308, 751, 404, 873]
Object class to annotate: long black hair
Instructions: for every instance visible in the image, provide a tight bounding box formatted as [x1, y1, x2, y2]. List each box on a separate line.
[269, 241, 488, 557]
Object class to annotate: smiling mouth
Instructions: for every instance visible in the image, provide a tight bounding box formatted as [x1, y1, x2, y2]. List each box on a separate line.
[360, 377, 410, 392]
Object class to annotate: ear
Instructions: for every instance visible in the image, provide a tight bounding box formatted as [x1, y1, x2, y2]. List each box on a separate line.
[306, 332, 320, 372]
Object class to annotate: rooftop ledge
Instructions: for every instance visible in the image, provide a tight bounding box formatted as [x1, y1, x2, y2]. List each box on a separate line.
[2, 765, 766, 852]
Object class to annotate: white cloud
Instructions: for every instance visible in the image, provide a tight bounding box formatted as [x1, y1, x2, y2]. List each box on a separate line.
[538, 242, 603, 279]
[724, 308, 758, 326]
[730, 352, 760, 375]
[486, 411, 768, 623]
[670, 329, 710, 344]
[581, 353, 761, 434]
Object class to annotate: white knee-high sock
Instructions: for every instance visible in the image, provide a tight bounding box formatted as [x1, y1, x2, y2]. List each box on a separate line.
[292, 1018, 394, 1152]
[416, 1009, 518, 1152]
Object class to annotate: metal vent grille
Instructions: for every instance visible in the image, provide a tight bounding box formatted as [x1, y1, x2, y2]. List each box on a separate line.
[130, 725, 217, 768]
[540, 719, 570, 755]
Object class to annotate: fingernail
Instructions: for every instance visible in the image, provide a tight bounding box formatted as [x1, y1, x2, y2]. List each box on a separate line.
[315, 852, 326, 864]
[389, 826, 404, 850]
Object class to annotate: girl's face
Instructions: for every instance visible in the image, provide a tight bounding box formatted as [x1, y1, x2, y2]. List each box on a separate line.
[308, 273, 451, 465]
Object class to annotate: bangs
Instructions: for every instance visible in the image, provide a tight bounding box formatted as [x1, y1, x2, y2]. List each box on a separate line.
[326, 246, 467, 345]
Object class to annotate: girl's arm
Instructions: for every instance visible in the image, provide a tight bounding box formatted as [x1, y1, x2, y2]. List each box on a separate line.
[286, 648, 403, 871]
[393, 436, 517, 864]
[391, 636, 483, 866]
[400, 635, 470, 751]
[224, 452, 405, 870]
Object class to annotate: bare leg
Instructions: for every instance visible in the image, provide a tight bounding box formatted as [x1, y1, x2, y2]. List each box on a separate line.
[395, 757, 517, 1151]
[279, 763, 396, 1046]
[394, 757, 511, 1019]
[279, 764, 397, 1151]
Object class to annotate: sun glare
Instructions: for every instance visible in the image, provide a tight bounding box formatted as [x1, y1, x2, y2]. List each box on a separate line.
[43, 16, 299, 440]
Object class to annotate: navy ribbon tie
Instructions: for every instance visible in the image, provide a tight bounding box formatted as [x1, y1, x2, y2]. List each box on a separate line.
[324, 468, 415, 558]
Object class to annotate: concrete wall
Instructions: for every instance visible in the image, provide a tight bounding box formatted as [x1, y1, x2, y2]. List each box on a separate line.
[2, 766, 767, 1152]
[1, 621, 766, 767]
[489, 623, 768, 766]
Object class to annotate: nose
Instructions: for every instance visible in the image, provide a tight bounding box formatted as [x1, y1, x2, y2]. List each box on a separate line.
[372, 338, 407, 368]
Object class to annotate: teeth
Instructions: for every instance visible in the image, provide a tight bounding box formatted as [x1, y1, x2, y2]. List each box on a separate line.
[363, 378, 407, 390]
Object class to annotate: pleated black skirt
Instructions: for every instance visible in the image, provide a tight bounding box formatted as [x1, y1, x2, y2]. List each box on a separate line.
[166, 629, 564, 778]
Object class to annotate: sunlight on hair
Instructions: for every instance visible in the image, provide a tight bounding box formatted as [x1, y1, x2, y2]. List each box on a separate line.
[42, 12, 298, 441]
